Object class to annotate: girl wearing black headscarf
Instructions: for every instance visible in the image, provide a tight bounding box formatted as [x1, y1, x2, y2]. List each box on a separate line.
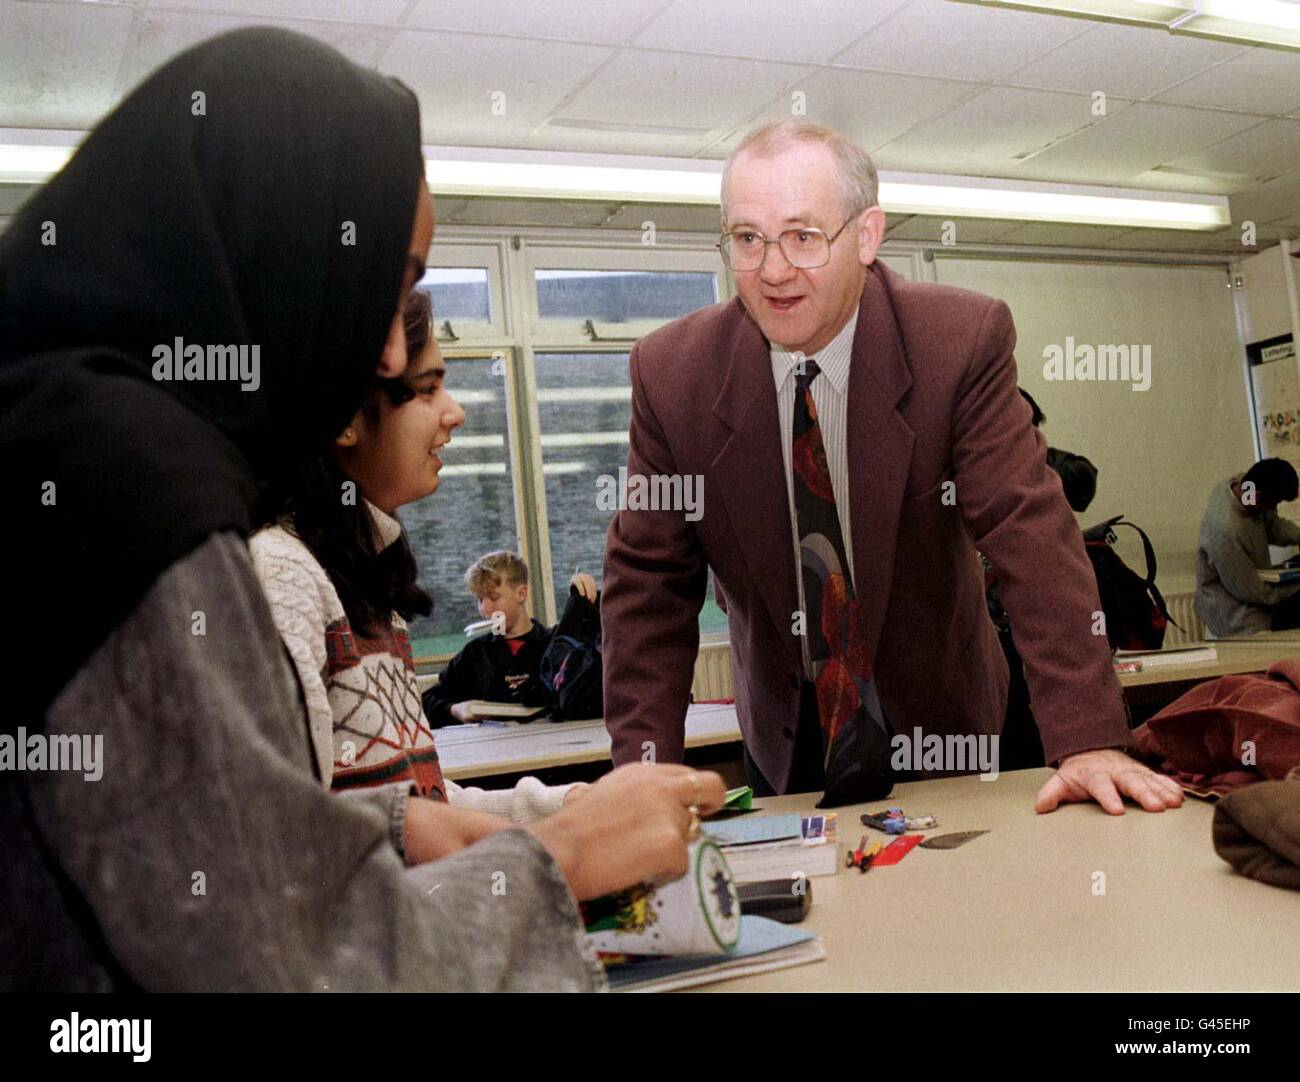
[0, 27, 607, 991]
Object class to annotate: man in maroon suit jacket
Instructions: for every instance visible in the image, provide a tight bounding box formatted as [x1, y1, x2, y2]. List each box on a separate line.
[601, 121, 1183, 816]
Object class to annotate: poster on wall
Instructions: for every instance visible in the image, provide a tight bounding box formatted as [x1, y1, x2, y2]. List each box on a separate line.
[1247, 334, 1300, 472]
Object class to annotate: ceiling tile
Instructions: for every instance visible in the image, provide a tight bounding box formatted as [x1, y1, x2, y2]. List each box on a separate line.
[0, 0, 136, 128]
[884, 215, 1023, 243]
[834, 0, 1089, 83]
[555, 51, 809, 133]
[405, 0, 669, 46]
[993, 221, 1150, 247]
[158, 1, 410, 23]
[632, 0, 909, 65]
[1230, 174, 1300, 228]
[733, 68, 979, 156]
[524, 123, 716, 157]
[1156, 46, 1300, 116]
[875, 86, 1104, 174]
[379, 29, 613, 145]
[1008, 21, 1246, 100]
[1165, 119, 1300, 188]
[1129, 167, 1254, 196]
[600, 201, 722, 231]
[119, 11, 393, 97]
[1101, 225, 1240, 252]
[1010, 101, 1259, 185]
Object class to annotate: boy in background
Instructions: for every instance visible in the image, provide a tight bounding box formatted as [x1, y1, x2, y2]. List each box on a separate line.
[423, 551, 597, 726]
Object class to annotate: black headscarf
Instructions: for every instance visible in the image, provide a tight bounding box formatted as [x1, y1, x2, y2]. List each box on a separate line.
[0, 27, 425, 723]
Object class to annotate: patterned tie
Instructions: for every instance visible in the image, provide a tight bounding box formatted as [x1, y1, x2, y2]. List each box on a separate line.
[792, 361, 894, 807]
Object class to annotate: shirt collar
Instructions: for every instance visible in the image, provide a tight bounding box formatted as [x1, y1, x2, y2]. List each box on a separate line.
[769, 307, 858, 395]
[364, 499, 403, 550]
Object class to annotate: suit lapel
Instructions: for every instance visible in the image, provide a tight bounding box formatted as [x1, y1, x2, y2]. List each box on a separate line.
[848, 263, 915, 669]
[710, 305, 800, 662]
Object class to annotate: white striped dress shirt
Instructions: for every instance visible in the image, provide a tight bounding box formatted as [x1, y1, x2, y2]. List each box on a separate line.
[770, 309, 859, 676]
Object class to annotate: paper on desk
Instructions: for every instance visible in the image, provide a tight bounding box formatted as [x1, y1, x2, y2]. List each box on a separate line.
[702, 813, 802, 847]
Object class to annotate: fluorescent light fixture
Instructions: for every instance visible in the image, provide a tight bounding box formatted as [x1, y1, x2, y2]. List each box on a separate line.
[948, 0, 1196, 27]
[426, 146, 1228, 231]
[425, 146, 723, 204]
[953, 0, 1300, 49]
[0, 129, 77, 183]
[1170, 0, 1300, 49]
[0, 131, 1228, 231]
[880, 172, 1229, 230]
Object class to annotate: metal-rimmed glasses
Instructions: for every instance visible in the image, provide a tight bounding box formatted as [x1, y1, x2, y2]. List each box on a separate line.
[718, 215, 857, 271]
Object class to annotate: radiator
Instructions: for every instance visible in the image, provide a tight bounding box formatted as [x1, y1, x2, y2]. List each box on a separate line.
[1161, 591, 1204, 646]
[691, 640, 735, 701]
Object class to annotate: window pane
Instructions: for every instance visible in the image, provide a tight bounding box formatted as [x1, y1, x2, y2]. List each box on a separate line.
[535, 269, 717, 322]
[536, 352, 725, 634]
[417, 267, 492, 322]
[404, 357, 517, 657]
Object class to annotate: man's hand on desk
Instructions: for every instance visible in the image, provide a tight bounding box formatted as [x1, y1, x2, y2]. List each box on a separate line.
[1035, 748, 1184, 815]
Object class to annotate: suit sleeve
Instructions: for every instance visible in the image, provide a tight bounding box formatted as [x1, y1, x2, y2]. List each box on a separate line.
[601, 341, 708, 765]
[951, 300, 1131, 765]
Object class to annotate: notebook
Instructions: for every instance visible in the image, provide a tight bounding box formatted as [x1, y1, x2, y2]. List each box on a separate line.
[459, 700, 548, 721]
[1259, 568, 1300, 584]
[1114, 646, 1218, 667]
[605, 915, 824, 992]
[703, 813, 839, 883]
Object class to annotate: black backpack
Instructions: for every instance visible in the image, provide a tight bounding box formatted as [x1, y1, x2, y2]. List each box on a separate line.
[1081, 515, 1176, 651]
[539, 586, 603, 721]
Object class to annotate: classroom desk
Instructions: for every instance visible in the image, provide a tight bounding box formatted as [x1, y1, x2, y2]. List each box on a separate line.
[1118, 638, 1300, 688]
[434, 702, 741, 781]
[689, 769, 1300, 992]
[436, 639, 1300, 782]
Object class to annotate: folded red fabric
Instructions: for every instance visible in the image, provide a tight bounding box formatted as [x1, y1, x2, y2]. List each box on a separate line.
[1132, 659, 1300, 796]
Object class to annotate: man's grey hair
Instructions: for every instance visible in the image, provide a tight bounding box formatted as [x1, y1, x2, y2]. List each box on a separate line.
[720, 120, 879, 226]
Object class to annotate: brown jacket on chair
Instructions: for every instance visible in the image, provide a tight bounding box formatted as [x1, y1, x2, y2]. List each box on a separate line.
[601, 261, 1129, 792]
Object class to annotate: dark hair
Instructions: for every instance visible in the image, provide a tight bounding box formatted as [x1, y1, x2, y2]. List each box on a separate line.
[272, 290, 435, 635]
[1019, 388, 1045, 428]
[1243, 458, 1299, 505]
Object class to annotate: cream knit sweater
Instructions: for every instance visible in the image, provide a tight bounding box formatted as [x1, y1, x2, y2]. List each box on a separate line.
[250, 504, 573, 823]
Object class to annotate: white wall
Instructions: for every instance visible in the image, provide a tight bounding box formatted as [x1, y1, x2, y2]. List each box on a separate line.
[932, 255, 1253, 595]
[1239, 245, 1298, 345]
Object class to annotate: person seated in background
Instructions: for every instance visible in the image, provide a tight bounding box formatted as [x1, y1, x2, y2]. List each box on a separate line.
[1196, 458, 1300, 637]
[252, 290, 589, 836]
[422, 550, 597, 726]
[1018, 388, 1098, 514]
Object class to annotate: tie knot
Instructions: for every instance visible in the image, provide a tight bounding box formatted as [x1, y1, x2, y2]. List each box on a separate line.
[794, 358, 821, 391]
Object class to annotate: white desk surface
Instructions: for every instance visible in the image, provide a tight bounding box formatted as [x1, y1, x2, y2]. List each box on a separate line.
[688, 769, 1300, 992]
[1118, 639, 1300, 687]
[435, 638, 1300, 781]
[434, 702, 740, 781]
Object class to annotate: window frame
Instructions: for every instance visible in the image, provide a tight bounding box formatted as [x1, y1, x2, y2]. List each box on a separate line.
[422, 240, 509, 345]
